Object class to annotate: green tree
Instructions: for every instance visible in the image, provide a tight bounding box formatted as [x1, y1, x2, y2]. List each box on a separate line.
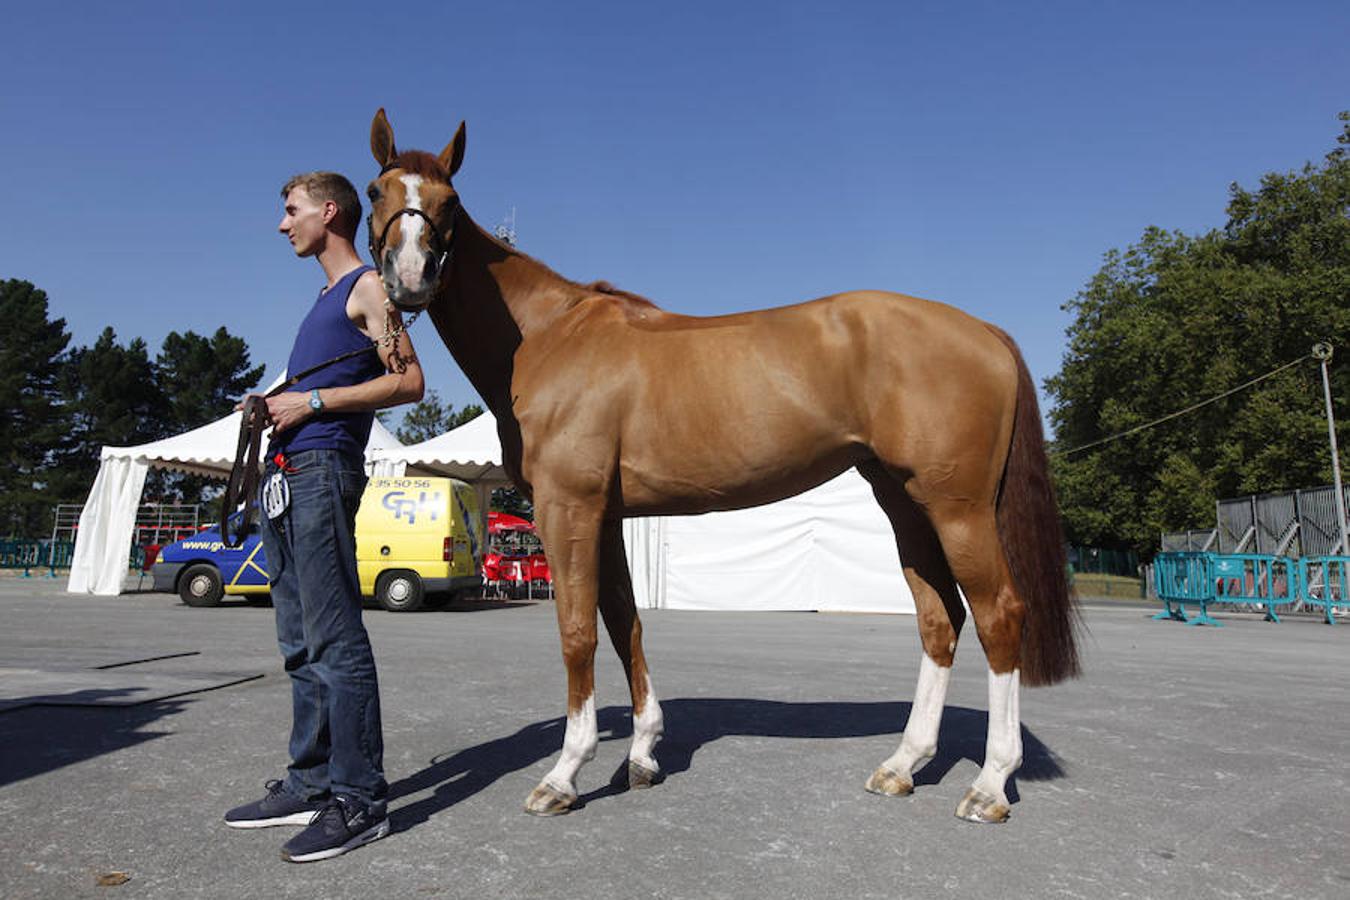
[48, 327, 167, 506]
[156, 327, 264, 431]
[1047, 113, 1350, 555]
[393, 390, 483, 444]
[0, 280, 72, 536]
[152, 327, 263, 503]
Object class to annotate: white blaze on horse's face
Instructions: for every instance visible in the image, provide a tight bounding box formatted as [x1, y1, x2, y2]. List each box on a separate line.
[390, 174, 429, 295]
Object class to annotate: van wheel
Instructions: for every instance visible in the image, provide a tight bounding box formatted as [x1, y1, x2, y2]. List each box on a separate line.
[179, 564, 224, 607]
[376, 570, 424, 612]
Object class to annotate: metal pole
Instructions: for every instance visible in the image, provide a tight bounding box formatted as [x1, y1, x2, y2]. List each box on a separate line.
[1313, 343, 1350, 555]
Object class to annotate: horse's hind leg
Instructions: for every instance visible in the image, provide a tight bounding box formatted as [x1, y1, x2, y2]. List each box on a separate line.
[857, 461, 966, 798]
[597, 520, 664, 788]
[927, 504, 1025, 824]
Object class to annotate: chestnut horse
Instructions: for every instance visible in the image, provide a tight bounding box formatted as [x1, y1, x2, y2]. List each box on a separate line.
[365, 109, 1079, 823]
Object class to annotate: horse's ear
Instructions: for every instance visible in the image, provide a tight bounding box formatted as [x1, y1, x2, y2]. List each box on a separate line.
[371, 108, 397, 167]
[439, 121, 466, 178]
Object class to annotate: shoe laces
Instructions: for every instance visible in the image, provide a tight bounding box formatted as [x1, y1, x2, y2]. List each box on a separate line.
[264, 779, 288, 799]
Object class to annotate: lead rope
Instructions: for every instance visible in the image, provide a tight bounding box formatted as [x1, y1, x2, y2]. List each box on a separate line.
[221, 396, 267, 548]
[218, 301, 421, 548]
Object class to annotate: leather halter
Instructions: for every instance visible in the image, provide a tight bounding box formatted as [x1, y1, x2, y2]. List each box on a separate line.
[365, 164, 461, 292]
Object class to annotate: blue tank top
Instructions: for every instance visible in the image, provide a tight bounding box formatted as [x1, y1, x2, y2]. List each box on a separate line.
[270, 265, 386, 459]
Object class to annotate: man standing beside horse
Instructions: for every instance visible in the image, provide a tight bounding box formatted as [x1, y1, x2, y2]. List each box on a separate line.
[224, 171, 423, 862]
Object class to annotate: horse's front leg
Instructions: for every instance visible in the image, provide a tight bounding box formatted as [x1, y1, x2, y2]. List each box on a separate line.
[597, 519, 664, 788]
[524, 496, 605, 816]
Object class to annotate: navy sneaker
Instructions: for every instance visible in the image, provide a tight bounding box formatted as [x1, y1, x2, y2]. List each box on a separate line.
[224, 780, 327, 829]
[280, 796, 390, 863]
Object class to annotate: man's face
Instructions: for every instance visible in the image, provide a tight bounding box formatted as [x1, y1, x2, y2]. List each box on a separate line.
[278, 186, 329, 257]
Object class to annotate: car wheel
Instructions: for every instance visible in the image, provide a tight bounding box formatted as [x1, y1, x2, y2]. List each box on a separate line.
[375, 570, 424, 612]
[179, 564, 224, 607]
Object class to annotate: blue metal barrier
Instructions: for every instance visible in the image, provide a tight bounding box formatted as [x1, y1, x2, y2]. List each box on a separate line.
[0, 540, 77, 577]
[1153, 552, 1220, 626]
[1211, 554, 1299, 623]
[1298, 557, 1350, 625]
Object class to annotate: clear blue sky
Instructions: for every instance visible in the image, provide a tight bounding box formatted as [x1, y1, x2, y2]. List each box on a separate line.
[4, 1, 1346, 428]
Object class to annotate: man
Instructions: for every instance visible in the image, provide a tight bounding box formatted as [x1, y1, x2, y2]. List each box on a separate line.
[224, 172, 423, 863]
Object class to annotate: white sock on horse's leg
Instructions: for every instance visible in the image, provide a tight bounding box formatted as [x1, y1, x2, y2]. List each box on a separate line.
[543, 694, 598, 796]
[628, 673, 663, 774]
[882, 653, 951, 777]
[970, 667, 1022, 806]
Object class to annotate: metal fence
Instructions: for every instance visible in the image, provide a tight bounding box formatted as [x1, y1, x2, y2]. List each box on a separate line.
[50, 502, 203, 547]
[1152, 550, 1350, 625]
[0, 540, 78, 576]
[1215, 485, 1350, 557]
[1161, 530, 1217, 552]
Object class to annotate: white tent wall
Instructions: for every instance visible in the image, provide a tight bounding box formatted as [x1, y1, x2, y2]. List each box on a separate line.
[66, 456, 150, 595]
[625, 470, 915, 613]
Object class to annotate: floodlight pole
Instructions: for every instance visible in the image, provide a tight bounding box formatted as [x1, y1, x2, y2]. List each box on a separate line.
[1313, 342, 1350, 554]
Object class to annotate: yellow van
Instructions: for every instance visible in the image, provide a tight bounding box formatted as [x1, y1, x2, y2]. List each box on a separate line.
[355, 476, 483, 611]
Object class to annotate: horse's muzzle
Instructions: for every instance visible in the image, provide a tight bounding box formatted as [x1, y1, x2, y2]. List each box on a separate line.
[380, 253, 441, 311]
[382, 281, 435, 312]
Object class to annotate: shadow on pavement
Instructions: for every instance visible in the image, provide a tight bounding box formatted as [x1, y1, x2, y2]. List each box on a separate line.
[388, 698, 1064, 830]
[0, 694, 190, 787]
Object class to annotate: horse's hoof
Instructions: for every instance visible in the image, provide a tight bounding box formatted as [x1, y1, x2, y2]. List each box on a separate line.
[955, 788, 1010, 824]
[524, 782, 576, 817]
[628, 760, 662, 790]
[864, 765, 914, 796]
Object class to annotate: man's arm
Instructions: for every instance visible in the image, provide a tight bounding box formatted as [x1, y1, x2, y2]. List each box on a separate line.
[266, 270, 425, 432]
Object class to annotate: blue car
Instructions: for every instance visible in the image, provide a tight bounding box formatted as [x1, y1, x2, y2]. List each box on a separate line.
[152, 512, 270, 607]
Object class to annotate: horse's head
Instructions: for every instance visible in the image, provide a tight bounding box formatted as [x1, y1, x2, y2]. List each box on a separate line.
[367, 108, 467, 311]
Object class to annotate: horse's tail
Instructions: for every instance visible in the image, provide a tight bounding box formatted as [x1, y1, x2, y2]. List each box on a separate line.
[990, 328, 1081, 687]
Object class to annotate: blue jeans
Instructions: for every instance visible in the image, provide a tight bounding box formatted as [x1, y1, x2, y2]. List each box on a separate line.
[259, 448, 387, 809]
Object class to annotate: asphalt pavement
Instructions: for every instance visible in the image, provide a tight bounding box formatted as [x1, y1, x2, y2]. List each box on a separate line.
[1, 576, 1347, 899]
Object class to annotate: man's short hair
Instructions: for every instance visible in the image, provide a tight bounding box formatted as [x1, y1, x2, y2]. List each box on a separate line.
[281, 171, 361, 241]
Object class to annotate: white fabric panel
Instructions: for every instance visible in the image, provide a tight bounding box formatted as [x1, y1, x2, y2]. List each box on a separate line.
[622, 517, 666, 610]
[627, 470, 915, 614]
[66, 456, 149, 596]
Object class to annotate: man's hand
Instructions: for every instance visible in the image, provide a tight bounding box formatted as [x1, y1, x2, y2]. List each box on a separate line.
[265, 392, 314, 434]
[234, 393, 264, 413]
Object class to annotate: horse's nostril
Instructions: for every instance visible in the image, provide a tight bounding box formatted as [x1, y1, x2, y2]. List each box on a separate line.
[421, 255, 438, 283]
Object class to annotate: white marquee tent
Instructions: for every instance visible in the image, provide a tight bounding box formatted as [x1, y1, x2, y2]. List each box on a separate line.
[369, 411, 915, 614]
[66, 394, 403, 597]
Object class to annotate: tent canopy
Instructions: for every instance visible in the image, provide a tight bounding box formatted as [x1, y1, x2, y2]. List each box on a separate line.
[98, 401, 402, 478]
[368, 410, 508, 483]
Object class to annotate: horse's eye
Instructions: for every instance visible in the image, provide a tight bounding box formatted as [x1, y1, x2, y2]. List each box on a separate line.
[367, 186, 381, 201]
